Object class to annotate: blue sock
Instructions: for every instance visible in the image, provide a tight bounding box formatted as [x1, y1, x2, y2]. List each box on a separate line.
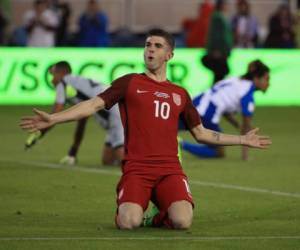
[181, 141, 218, 158]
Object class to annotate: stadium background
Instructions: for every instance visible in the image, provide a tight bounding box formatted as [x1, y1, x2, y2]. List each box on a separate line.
[1, 0, 300, 106]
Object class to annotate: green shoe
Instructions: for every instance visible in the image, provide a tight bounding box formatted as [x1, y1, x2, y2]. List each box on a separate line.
[143, 205, 160, 227]
[25, 131, 42, 150]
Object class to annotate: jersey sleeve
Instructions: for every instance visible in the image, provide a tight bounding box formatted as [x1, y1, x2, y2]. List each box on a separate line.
[63, 74, 77, 83]
[98, 74, 133, 109]
[240, 87, 255, 117]
[55, 83, 66, 104]
[181, 90, 201, 130]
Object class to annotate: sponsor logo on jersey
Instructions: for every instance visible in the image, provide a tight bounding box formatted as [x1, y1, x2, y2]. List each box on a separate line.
[172, 93, 181, 106]
[154, 91, 169, 98]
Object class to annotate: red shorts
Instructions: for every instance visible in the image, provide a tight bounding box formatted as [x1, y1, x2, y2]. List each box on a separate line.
[116, 162, 194, 212]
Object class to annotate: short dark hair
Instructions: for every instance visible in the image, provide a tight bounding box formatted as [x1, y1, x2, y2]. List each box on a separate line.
[146, 28, 175, 50]
[243, 60, 269, 80]
[53, 61, 72, 73]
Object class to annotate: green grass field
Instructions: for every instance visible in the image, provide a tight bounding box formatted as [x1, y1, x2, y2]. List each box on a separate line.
[0, 106, 300, 250]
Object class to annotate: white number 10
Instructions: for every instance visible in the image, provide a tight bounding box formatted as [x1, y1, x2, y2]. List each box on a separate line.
[154, 100, 170, 120]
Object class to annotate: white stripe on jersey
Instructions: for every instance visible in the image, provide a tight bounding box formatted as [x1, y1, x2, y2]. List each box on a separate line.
[194, 77, 255, 124]
[55, 75, 107, 104]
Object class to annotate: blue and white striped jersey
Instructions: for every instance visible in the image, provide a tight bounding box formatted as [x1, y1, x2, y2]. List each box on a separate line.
[193, 77, 255, 124]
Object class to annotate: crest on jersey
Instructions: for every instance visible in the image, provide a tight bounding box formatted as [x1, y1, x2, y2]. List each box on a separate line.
[154, 91, 169, 98]
[172, 93, 181, 106]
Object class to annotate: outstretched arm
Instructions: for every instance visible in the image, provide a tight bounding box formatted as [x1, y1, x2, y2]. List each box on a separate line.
[20, 96, 104, 132]
[190, 124, 271, 149]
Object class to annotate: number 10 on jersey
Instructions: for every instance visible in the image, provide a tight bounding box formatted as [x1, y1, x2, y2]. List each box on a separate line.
[154, 100, 170, 120]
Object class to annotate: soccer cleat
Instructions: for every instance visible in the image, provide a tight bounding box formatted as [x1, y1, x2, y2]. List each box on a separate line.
[142, 205, 160, 227]
[59, 155, 76, 165]
[25, 131, 42, 150]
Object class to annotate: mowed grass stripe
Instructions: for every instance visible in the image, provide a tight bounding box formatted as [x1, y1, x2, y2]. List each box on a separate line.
[0, 236, 300, 241]
[1, 159, 300, 199]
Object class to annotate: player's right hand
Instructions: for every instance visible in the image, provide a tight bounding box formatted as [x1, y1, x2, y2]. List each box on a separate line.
[24, 131, 42, 150]
[60, 155, 76, 166]
[20, 108, 54, 133]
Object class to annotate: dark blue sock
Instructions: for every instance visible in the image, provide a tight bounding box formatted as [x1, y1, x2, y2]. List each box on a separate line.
[181, 141, 218, 158]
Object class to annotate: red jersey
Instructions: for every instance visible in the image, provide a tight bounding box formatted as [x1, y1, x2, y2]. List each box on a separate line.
[99, 73, 201, 164]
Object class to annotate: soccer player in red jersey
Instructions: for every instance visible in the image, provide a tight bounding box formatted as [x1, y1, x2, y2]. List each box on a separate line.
[20, 29, 271, 230]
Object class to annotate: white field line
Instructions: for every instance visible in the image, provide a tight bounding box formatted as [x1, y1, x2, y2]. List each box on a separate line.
[1, 159, 300, 199]
[190, 180, 300, 198]
[1, 159, 121, 176]
[0, 236, 300, 241]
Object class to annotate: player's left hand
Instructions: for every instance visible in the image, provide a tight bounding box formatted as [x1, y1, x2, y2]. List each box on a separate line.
[242, 128, 272, 149]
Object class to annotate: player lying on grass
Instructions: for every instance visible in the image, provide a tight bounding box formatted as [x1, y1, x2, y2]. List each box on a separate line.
[20, 29, 271, 230]
[180, 60, 270, 160]
[25, 61, 124, 166]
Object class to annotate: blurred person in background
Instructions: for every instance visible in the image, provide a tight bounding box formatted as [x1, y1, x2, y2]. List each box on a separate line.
[296, 0, 300, 47]
[201, 0, 233, 85]
[23, 0, 59, 47]
[231, 0, 259, 48]
[77, 0, 110, 47]
[264, 3, 296, 48]
[181, 60, 270, 161]
[182, 0, 214, 48]
[25, 61, 124, 166]
[50, 0, 71, 46]
[0, 7, 8, 45]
